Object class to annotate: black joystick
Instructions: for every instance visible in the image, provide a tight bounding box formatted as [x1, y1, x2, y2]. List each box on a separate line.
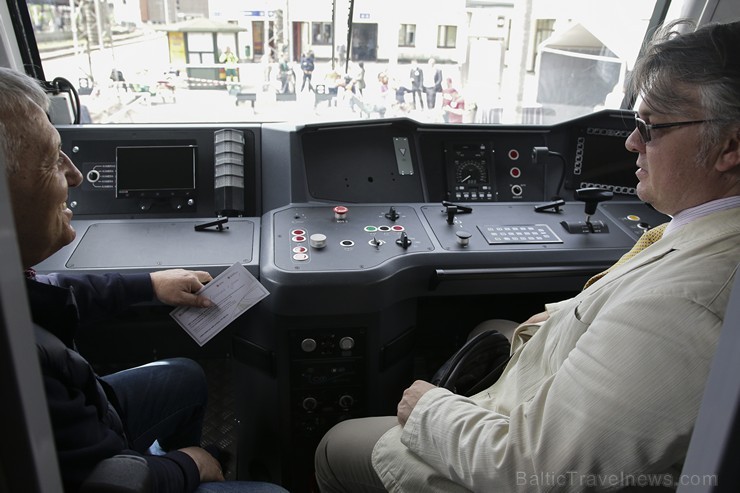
[385, 206, 400, 221]
[560, 187, 613, 234]
[577, 187, 613, 223]
[396, 231, 412, 249]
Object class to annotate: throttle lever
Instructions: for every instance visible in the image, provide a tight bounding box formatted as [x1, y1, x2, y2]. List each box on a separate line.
[560, 188, 613, 234]
[576, 187, 614, 219]
[442, 201, 473, 225]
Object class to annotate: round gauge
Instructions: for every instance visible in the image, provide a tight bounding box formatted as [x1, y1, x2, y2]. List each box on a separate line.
[455, 160, 488, 185]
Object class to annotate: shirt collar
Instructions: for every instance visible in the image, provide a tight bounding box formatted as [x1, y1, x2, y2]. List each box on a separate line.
[664, 196, 740, 237]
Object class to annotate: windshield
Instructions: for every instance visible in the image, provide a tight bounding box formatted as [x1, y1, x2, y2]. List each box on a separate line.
[28, 0, 677, 125]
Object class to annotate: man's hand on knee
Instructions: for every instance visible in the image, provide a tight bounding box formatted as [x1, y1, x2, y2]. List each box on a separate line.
[179, 446, 224, 482]
[397, 380, 436, 426]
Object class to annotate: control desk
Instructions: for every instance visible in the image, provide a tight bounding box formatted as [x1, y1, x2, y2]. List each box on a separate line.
[258, 200, 668, 312]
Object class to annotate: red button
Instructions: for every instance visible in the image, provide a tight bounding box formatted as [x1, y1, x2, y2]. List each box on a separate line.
[334, 205, 349, 221]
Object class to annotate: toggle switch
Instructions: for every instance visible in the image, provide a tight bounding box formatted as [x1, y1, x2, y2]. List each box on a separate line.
[369, 236, 383, 248]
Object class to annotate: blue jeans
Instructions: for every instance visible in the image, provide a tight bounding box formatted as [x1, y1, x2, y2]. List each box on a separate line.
[103, 358, 289, 492]
[102, 357, 207, 452]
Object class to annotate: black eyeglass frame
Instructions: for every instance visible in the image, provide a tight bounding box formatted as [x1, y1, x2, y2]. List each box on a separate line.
[634, 115, 718, 143]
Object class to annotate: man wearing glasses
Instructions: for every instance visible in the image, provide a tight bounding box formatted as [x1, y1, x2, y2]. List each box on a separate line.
[315, 19, 740, 493]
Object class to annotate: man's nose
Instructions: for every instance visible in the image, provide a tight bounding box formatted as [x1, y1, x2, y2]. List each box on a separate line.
[63, 153, 83, 187]
[625, 128, 644, 153]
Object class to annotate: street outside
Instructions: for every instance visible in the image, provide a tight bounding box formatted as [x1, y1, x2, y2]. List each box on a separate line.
[40, 30, 467, 125]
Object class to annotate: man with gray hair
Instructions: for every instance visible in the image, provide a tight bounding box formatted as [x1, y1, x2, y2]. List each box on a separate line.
[0, 67, 288, 493]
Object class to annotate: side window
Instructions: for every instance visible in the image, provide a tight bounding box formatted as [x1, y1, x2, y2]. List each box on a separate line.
[437, 25, 457, 49]
[188, 33, 216, 64]
[399, 24, 416, 47]
[312, 22, 333, 45]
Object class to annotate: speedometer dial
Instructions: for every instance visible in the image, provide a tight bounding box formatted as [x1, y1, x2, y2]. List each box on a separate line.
[455, 160, 488, 185]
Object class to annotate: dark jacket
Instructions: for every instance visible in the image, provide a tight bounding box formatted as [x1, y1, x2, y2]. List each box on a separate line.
[410, 67, 422, 90]
[300, 55, 315, 73]
[28, 273, 200, 493]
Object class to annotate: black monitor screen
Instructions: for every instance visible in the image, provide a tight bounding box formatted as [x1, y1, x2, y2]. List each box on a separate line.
[569, 127, 637, 196]
[116, 145, 196, 198]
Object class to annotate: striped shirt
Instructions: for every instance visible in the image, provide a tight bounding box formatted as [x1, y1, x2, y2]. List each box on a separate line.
[663, 195, 740, 237]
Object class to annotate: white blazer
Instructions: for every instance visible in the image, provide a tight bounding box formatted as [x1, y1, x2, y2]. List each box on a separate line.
[373, 207, 740, 492]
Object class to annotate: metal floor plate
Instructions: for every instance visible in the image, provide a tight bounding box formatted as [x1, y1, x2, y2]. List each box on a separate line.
[200, 358, 238, 480]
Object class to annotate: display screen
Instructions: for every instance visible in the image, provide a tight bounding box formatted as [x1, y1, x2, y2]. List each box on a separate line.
[569, 128, 637, 196]
[116, 145, 196, 198]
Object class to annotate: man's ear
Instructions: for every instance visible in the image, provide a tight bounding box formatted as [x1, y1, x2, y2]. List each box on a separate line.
[715, 126, 740, 172]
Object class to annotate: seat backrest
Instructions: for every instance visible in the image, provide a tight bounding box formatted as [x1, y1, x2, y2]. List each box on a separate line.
[677, 267, 740, 492]
[0, 138, 64, 493]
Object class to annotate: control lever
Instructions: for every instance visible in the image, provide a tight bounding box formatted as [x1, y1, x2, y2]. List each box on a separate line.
[534, 198, 565, 213]
[396, 231, 412, 249]
[385, 206, 400, 221]
[560, 187, 613, 234]
[578, 188, 613, 222]
[194, 217, 229, 232]
[442, 201, 473, 225]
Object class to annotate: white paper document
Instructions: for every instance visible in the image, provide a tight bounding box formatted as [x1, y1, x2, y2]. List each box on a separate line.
[170, 262, 269, 346]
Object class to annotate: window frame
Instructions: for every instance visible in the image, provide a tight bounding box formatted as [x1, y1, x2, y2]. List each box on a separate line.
[311, 21, 333, 46]
[398, 23, 416, 47]
[436, 25, 457, 49]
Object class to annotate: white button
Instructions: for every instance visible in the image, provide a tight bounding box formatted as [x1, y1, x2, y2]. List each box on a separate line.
[310, 233, 327, 249]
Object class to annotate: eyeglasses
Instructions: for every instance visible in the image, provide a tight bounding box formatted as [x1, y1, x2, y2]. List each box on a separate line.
[634, 115, 716, 143]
